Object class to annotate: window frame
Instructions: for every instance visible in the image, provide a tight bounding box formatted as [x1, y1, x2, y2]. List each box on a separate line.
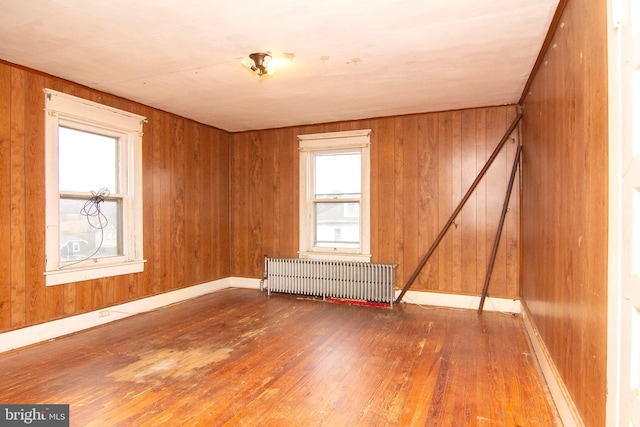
[44, 89, 146, 286]
[298, 129, 371, 261]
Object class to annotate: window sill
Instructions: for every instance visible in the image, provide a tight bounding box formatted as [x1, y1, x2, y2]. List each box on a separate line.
[45, 259, 146, 286]
[298, 251, 371, 262]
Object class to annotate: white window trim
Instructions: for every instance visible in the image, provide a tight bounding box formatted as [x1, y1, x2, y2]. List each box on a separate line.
[298, 129, 371, 262]
[44, 89, 146, 286]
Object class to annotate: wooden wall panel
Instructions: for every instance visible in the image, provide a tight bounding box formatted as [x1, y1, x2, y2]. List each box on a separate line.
[400, 116, 418, 291]
[437, 112, 453, 293]
[451, 112, 462, 293]
[170, 116, 186, 291]
[9, 67, 26, 328]
[25, 72, 47, 324]
[418, 114, 440, 290]
[183, 120, 198, 287]
[204, 126, 216, 279]
[475, 109, 489, 295]
[249, 133, 264, 275]
[229, 105, 521, 298]
[261, 130, 276, 262]
[460, 110, 478, 292]
[153, 109, 171, 294]
[520, 0, 608, 425]
[191, 123, 206, 281]
[375, 117, 396, 266]
[0, 61, 231, 334]
[138, 103, 156, 301]
[0, 62, 11, 329]
[229, 133, 251, 276]
[212, 126, 230, 279]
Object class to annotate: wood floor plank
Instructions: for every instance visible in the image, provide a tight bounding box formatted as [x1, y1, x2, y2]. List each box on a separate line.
[0, 288, 559, 426]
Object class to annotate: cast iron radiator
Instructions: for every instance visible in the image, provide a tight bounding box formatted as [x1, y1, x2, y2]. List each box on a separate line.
[262, 257, 397, 306]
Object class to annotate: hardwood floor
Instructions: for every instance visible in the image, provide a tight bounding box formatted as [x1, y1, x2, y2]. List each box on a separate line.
[0, 288, 558, 426]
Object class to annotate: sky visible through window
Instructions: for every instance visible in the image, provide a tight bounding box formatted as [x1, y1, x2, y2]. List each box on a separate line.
[314, 152, 360, 197]
[58, 126, 118, 194]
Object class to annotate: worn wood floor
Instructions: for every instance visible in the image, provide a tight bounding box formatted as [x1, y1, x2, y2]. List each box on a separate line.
[0, 288, 558, 426]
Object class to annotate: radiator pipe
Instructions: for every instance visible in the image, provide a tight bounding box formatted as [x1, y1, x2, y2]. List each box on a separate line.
[478, 145, 522, 314]
[394, 112, 523, 306]
[260, 254, 268, 292]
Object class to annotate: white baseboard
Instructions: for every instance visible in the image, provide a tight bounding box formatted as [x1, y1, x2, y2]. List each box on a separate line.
[399, 289, 521, 313]
[0, 277, 516, 354]
[0, 278, 234, 354]
[521, 303, 584, 427]
[228, 276, 262, 289]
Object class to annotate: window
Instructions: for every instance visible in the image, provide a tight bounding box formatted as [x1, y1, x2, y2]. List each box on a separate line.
[44, 89, 146, 286]
[298, 129, 371, 261]
[344, 203, 359, 218]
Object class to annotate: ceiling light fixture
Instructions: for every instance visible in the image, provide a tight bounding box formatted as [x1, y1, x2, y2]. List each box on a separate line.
[243, 52, 275, 77]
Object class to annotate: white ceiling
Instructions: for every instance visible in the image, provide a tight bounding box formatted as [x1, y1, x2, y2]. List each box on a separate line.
[0, 0, 558, 132]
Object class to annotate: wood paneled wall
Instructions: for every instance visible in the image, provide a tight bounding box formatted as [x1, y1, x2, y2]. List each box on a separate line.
[520, 0, 608, 425]
[230, 105, 521, 298]
[0, 61, 230, 333]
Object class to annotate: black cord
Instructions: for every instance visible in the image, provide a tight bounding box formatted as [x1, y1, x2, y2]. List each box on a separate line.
[81, 188, 110, 230]
[60, 188, 110, 269]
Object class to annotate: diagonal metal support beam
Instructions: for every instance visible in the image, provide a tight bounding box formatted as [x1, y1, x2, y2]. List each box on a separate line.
[478, 144, 522, 314]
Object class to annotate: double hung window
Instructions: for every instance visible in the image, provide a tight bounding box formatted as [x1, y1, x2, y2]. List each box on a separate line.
[298, 130, 371, 261]
[44, 89, 146, 286]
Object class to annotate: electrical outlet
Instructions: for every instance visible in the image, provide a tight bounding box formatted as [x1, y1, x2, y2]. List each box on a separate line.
[99, 310, 110, 318]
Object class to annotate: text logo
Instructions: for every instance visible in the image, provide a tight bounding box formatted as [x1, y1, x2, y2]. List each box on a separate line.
[0, 405, 69, 426]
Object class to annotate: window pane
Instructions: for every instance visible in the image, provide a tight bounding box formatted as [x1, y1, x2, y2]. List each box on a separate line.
[59, 197, 122, 262]
[315, 153, 361, 198]
[59, 126, 119, 193]
[315, 202, 360, 248]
